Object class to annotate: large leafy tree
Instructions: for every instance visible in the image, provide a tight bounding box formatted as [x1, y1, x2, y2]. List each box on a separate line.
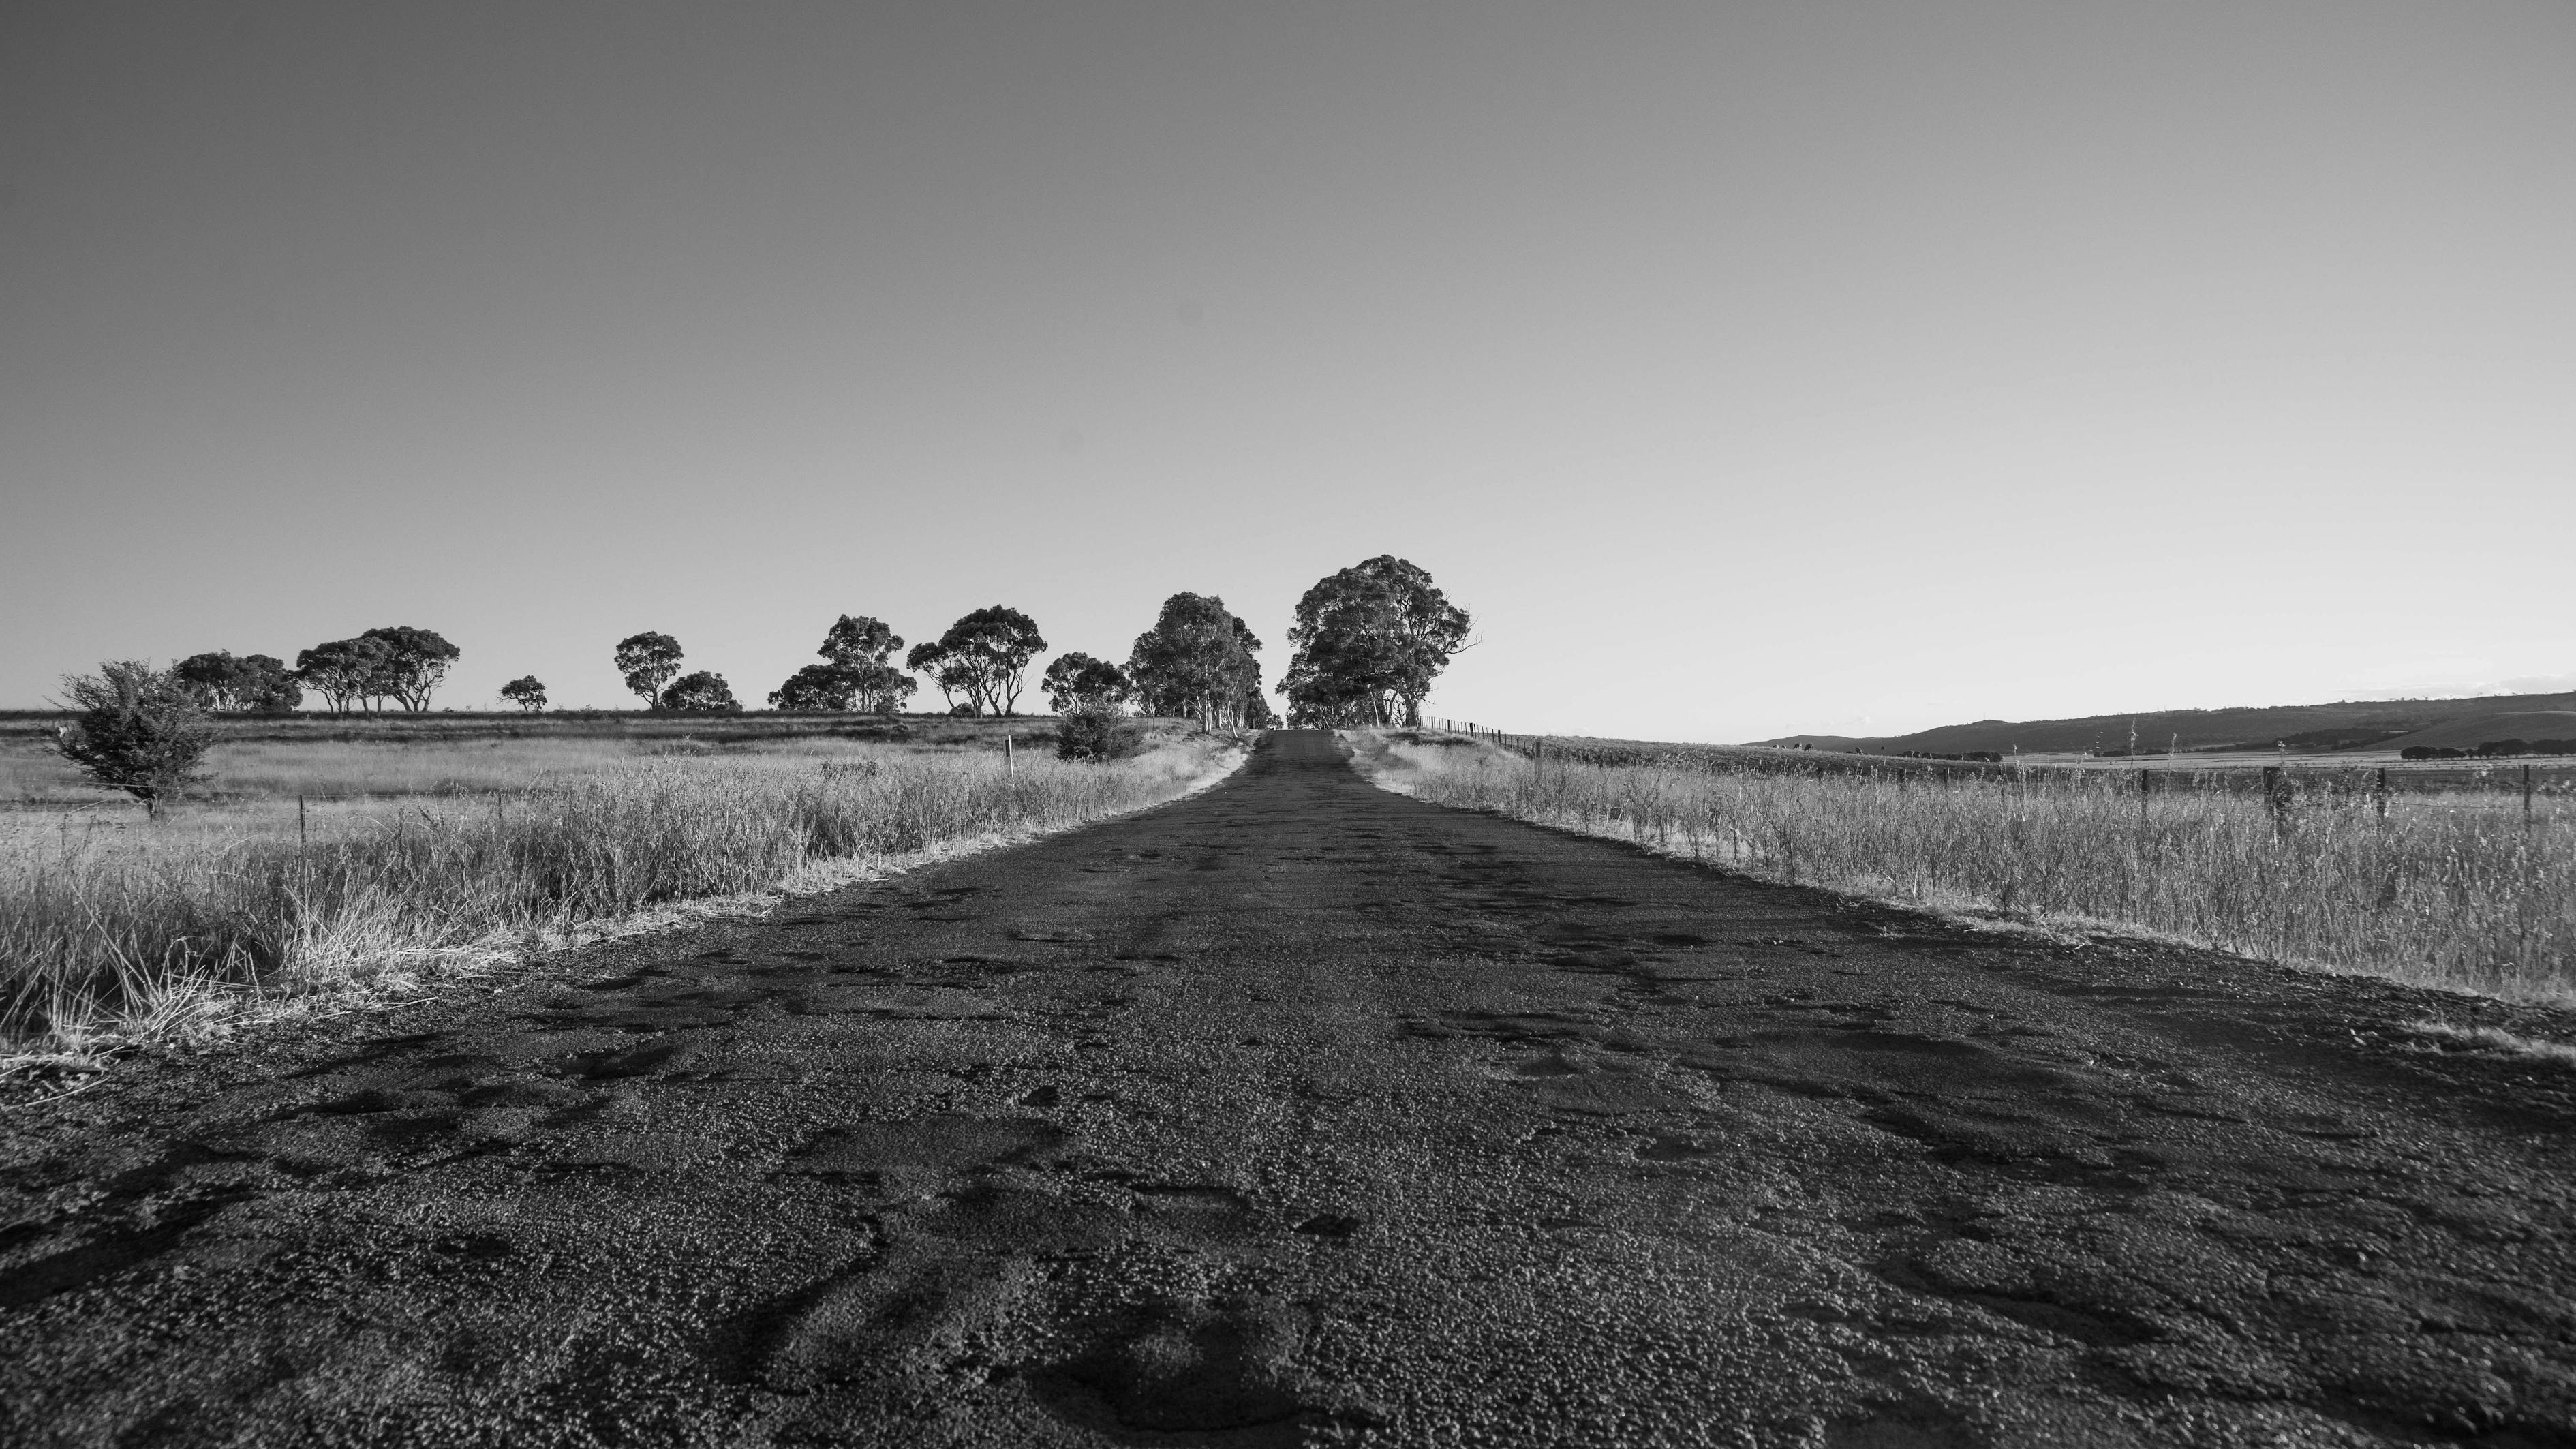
[660, 671, 741, 713]
[846, 658, 917, 715]
[499, 676, 548, 713]
[53, 661, 213, 817]
[358, 626, 460, 711]
[1283, 556, 1470, 727]
[906, 607, 1045, 715]
[173, 651, 302, 713]
[1041, 653, 1130, 714]
[820, 615, 901, 669]
[614, 632, 685, 709]
[1127, 594, 1266, 730]
[296, 636, 399, 715]
[811, 613, 917, 714]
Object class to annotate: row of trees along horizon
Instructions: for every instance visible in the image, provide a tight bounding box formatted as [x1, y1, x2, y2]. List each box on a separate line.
[48, 558, 1471, 812]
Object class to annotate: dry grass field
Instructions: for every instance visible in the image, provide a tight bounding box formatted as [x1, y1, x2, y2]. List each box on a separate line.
[0, 710, 1067, 806]
[1353, 730, 2576, 1003]
[1, 718, 1243, 1066]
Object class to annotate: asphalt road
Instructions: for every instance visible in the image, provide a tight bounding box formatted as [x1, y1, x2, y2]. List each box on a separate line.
[5, 731, 2574, 1448]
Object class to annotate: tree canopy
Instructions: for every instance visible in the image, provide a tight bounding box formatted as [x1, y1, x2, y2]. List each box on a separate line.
[173, 651, 302, 713]
[295, 636, 399, 715]
[1283, 556, 1469, 727]
[1042, 653, 1131, 714]
[499, 676, 547, 713]
[810, 614, 917, 714]
[820, 615, 902, 668]
[1127, 594, 1267, 729]
[358, 626, 460, 711]
[906, 607, 1045, 715]
[768, 663, 859, 712]
[614, 632, 685, 708]
[660, 671, 741, 713]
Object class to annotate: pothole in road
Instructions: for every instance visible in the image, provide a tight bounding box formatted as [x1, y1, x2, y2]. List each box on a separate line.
[1027, 1298, 1323, 1445]
[1291, 1212, 1362, 1240]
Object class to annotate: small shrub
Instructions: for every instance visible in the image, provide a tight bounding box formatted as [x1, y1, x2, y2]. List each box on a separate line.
[54, 661, 213, 817]
[1056, 702, 1137, 761]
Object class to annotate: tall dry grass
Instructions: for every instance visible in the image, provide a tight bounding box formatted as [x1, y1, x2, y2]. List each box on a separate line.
[2, 731, 957, 806]
[1356, 735, 2576, 1000]
[3, 739, 1240, 1058]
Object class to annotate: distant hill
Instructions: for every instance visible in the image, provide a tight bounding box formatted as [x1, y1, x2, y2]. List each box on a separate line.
[1748, 690, 2576, 757]
[2378, 711, 2576, 753]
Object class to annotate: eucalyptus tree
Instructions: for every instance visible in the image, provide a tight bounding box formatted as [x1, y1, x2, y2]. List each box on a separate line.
[296, 635, 398, 714]
[1041, 653, 1131, 714]
[816, 614, 917, 714]
[358, 626, 460, 711]
[614, 632, 685, 709]
[174, 651, 302, 713]
[906, 607, 1045, 715]
[1283, 556, 1469, 727]
[660, 671, 741, 713]
[1127, 594, 1266, 729]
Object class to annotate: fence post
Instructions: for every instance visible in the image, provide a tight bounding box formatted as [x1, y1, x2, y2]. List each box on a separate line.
[2526, 763, 2535, 827]
[1005, 734, 1015, 778]
[2263, 766, 2290, 842]
[2375, 767, 2389, 823]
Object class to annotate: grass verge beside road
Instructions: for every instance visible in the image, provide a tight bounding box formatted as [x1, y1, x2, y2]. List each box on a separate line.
[3, 731, 1246, 1070]
[1347, 729, 2575, 1003]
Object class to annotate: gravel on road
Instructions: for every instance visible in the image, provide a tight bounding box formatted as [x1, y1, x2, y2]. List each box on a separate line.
[5, 730, 2573, 1447]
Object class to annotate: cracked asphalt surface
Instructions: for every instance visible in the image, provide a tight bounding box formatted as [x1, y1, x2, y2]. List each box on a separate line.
[5, 730, 2575, 1447]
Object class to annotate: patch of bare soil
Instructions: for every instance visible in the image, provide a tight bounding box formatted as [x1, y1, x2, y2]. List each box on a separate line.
[3, 732, 2573, 1446]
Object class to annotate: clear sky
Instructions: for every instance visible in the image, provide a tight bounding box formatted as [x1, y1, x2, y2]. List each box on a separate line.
[5, 1, 2571, 740]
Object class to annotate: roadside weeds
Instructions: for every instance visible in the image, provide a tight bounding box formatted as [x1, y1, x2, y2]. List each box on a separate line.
[3, 734, 1251, 1082]
[1342, 728, 2576, 1034]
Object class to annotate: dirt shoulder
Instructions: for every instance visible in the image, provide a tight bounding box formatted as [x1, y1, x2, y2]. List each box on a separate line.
[4, 731, 2573, 1446]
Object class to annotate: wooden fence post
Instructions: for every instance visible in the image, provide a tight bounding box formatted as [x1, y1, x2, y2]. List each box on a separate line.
[2263, 766, 2290, 842]
[2375, 767, 2389, 823]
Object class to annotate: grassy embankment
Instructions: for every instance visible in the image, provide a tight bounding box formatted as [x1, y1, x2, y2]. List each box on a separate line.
[2, 718, 1242, 1066]
[1351, 731, 2575, 1001]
